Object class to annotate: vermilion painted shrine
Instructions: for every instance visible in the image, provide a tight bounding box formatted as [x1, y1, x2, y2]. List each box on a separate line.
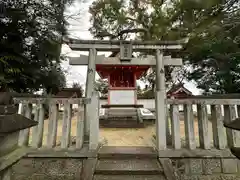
[96, 52, 149, 105]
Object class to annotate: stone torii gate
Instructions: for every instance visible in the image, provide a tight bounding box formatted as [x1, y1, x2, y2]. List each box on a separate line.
[66, 39, 184, 151]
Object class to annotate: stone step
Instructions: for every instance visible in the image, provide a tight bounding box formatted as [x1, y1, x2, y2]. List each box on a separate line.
[102, 104, 143, 108]
[107, 113, 138, 117]
[106, 116, 138, 120]
[94, 175, 166, 180]
[107, 113, 137, 116]
[95, 159, 163, 175]
[107, 109, 137, 115]
[108, 109, 137, 112]
[107, 108, 137, 112]
[99, 120, 144, 128]
[98, 146, 158, 159]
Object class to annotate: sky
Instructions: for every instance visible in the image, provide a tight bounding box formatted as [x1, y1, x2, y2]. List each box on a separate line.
[61, 0, 202, 95]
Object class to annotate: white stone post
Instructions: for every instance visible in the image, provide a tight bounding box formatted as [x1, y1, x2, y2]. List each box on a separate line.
[18, 103, 32, 146]
[76, 104, 85, 149]
[155, 49, 167, 150]
[170, 104, 181, 149]
[61, 102, 72, 149]
[33, 104, 45, 148]
[197, 104, 210, 149]
[85, 48, 97, 141]
[211, 105, 226, 149]
[47, 103, 59, 148]
[89, 91, 100, 150]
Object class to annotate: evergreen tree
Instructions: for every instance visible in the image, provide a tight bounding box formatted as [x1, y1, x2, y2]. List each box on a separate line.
[0, 0, 75, 93]
[89, 0, 240, 93]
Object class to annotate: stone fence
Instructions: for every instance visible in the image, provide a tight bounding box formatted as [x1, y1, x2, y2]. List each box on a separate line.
[166, 98, 240, 150]
[4, 94, 240, 180]
[13, 94, 99, 151]
[11, 94, 240, 152]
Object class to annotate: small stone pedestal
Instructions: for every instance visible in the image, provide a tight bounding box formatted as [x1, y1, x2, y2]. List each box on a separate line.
[0, 93, 38, 180]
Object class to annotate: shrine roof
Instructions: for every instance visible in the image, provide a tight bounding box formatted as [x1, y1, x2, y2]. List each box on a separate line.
[96, 52, 149, 79]
[96, 66, 149, 79]
[167, 83, 192, 96]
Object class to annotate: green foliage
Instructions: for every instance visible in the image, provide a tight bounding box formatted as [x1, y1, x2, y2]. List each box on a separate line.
[136, 85, 154, 99]
[137, 89, 155, 99]
[0, 0, 72, 93]
[72, 82, 84, 97]
[184, 5, 240, 93]
[42, 65, 67, 94]
[94, 78, 108, 97]
[89, 0, 240, 93]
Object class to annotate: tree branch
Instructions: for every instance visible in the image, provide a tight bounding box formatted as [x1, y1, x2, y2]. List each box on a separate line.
[95, 28, 148, 39]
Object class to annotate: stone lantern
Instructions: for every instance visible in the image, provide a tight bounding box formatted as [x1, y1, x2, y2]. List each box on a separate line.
[224, 118, 240, 159]
[0, 92, 38, 180]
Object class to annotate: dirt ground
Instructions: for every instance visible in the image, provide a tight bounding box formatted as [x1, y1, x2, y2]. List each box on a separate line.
[29, 116, 214, 147]
[99, 118, 214, 147]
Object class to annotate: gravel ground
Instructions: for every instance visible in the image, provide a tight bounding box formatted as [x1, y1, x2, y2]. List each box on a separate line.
[29, 116, 215, 147]
[99, 125, 156, 146]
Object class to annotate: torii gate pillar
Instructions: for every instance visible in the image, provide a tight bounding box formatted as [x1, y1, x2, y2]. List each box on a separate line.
[84, 48, 96, 140]
[155, 49, 167, 150]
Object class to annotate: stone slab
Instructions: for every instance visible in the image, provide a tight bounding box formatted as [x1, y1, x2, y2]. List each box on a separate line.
[186, 159, 203, 175]
[202, 159, 221, 174]
[81, 158, 98, 180]
[0, 147, 29, 171]
[101, 104, 144, 108]
[94, 175, 166, 180]
[12, 158, 83, 179]
[95, 159, 163, 175]
[221, 159, 238, 174]
[98, 146, 158, 159]
[158, 149, 235, 158]
[180, 175, 236, 180]
[158, 158, 179, 180]
[12, 174, 78, 180]
[25, 146, 97, 158]
[221, 175, 240, 180]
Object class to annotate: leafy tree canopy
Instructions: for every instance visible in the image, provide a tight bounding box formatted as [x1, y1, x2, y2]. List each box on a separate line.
[72, 82, 84, 97]
[185, 4, 240, 93]
[94, 78, 108, 97]
[89, 0, 240, 94]
[0, 0, 75, 93]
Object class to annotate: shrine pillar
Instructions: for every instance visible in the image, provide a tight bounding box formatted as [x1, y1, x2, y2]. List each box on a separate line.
[155, 49, 167, 150]
[84, 48, 97, 140]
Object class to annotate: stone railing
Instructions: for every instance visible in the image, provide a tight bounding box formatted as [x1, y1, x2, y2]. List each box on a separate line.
[13, 93, 100, 150]
[12, 92, 240, 154]
[166, 96, 240, 150]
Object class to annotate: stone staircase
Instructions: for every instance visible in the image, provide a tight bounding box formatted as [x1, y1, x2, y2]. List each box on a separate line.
[92, 146, 177, 180]
[100, 108, 144, 128]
